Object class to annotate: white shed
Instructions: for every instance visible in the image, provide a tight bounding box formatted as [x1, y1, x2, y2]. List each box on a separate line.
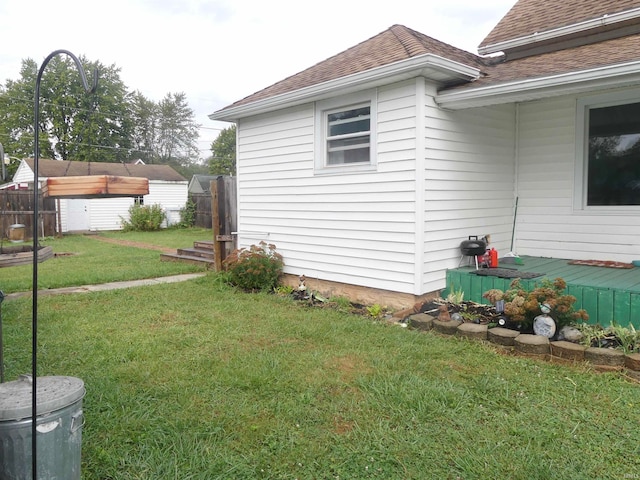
[13, 159, 188, 232]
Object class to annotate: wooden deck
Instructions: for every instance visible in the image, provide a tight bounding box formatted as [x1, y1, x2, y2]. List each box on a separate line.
[444, 256, 640, 328]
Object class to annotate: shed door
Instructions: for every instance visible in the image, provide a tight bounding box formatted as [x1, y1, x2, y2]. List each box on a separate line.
[67, 199, 90, 231]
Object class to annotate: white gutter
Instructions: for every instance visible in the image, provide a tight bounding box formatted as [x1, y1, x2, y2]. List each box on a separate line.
[210, 54, 481, 121]
[479, 7, 640, 55]
[436, 60, 640, 110]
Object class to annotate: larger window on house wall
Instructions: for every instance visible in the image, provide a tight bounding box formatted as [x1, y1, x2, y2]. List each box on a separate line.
[580, 94, 640, 207]
[315, 90, 377, 173]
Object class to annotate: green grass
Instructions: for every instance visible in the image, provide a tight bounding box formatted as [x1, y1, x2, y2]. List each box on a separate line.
[98, 227, 213, 249]
[1, 231, 640, 479]
[0, 230, 209, 293]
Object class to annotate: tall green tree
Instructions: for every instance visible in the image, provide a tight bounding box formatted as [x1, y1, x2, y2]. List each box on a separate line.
[129, 90, 159, 163]
[209, 124, 236, 175]
[156, 92, 199, 166]
[0, 56, 133, 162]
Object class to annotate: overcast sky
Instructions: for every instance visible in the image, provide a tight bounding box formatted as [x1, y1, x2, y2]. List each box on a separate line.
[0, 0, 515, 159]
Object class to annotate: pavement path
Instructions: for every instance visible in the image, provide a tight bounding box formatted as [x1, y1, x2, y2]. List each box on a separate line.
[6, 273, 207, 300]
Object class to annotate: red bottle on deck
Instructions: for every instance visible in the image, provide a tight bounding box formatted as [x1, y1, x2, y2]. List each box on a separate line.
[489, 248, 498, 268]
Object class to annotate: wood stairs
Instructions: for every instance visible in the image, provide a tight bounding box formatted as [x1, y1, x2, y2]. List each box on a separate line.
[160, 240, 216, 268]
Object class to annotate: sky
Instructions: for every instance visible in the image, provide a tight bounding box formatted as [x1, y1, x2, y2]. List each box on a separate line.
[0, 0, 516, 160]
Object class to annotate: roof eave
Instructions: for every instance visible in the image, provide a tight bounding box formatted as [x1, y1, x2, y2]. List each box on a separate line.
[436, 61, 640, 110]
[209, 54, 481, 122]
[479, 7, 640, 55]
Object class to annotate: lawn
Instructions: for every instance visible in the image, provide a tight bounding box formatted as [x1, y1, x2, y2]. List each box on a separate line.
[0, 229, 211, 294]
[2, 230, 639, 479]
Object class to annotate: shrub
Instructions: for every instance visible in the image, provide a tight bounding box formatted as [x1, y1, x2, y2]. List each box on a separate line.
[177, 199, 197, 228]
[121, 204, 166, 232]
[483, 277, 589, 329]
[222, 241, 284, 292]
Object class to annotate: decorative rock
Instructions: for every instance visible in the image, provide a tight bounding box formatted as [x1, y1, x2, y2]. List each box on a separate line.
[584, 347, 625, 367]
[408, 313, 434, 331]
[432, 319, 462, 335]
[625, 353, 640, 371]
[557, 326, 584, 342]
[550, 341, 586, 362]
[514, 334, 550, 355]
[456, 322, 488, 341]
[487, 327, 520, 346]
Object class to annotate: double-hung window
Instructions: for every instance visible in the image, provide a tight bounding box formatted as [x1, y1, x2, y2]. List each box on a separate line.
[315, 90, 377, 173]
[326, 105, 371, 165]
[576, 91, 640, 209]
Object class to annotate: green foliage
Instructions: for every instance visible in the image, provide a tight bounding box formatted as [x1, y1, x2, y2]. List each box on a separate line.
[365, 303, 385, 319]
[222, 241, 284, 291]
[156, 92, 200, 164]
[446, 284, 465, 304]
[483, 277, 589, 329]
[0, 57, 201, 171]
[121, 203, 166, 231]
[209, 124, 236, 175]
[177, 199, 197, 228]
[576, 322, 640, 353]
[0, 56, 132, 162]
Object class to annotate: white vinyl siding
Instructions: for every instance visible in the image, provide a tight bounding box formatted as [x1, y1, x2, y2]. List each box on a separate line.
[421, 81, 517, 293]
[516, 93, 640, 261]
[236, 82, 418, 294]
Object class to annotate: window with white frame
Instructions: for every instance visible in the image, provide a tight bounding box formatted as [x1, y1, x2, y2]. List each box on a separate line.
[315, 91, 377, 173]
[326, 105, 371, 165]
[577, 92, 640, 208]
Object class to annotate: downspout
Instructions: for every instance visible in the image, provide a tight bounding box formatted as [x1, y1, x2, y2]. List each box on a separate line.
[414, 78, 426, 295]
[513, 103, 521, 248]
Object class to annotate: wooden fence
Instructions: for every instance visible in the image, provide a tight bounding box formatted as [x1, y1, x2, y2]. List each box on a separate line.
[191, 176, 237, 266]
[0, 190, 57, 240]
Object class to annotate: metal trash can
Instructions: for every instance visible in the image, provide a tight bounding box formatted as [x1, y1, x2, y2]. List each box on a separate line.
[0, 375, 85, 479]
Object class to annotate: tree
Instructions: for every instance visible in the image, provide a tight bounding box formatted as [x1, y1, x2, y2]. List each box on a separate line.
[0, 56, 133, 162]
[209, 125, 236, 175]
[129, 90, 159, 164]
[156, 92, 199, 165]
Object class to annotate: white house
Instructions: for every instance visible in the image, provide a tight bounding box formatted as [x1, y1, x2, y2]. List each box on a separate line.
[13, 159, 188, 232]
[210, 0, 640, 308]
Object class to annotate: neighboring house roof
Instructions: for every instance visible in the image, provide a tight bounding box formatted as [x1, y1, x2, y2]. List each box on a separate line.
[188, 174, 219, 193]
[480, 0, 640, 53]
[213, 24, 487, 117]
[24, 159, 186, 182]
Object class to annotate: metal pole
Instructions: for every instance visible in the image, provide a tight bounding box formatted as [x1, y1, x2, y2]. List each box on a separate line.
[32, 50, 97, 480]
[0, 291, 5, 383]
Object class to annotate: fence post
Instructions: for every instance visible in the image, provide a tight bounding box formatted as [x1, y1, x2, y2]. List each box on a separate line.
[211, 180, 223, 271]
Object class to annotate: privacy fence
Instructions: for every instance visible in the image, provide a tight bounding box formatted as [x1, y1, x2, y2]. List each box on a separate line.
[0, 190, 57, 240]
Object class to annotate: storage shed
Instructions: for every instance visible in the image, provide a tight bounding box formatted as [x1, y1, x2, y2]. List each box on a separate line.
[12, 159, 188, 232]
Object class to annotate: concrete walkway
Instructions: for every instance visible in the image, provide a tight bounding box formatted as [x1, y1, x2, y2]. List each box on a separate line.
[6, 273, 207, 300]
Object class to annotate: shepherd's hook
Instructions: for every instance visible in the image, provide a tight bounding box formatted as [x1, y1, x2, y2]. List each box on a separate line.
[32, 50, 97, 480]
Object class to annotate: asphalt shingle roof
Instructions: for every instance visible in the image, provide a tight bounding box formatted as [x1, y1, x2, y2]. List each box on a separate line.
[25, 159, 186, 182]
[221, 25, 486, 110]
[480, 0, 640, 48]
[215, 1, 640, 113]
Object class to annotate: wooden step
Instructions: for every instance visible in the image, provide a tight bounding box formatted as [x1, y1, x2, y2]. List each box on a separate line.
[160, 253, 215, 268]
[176, 247, 214, 260]
[193, 240, 214, 251]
